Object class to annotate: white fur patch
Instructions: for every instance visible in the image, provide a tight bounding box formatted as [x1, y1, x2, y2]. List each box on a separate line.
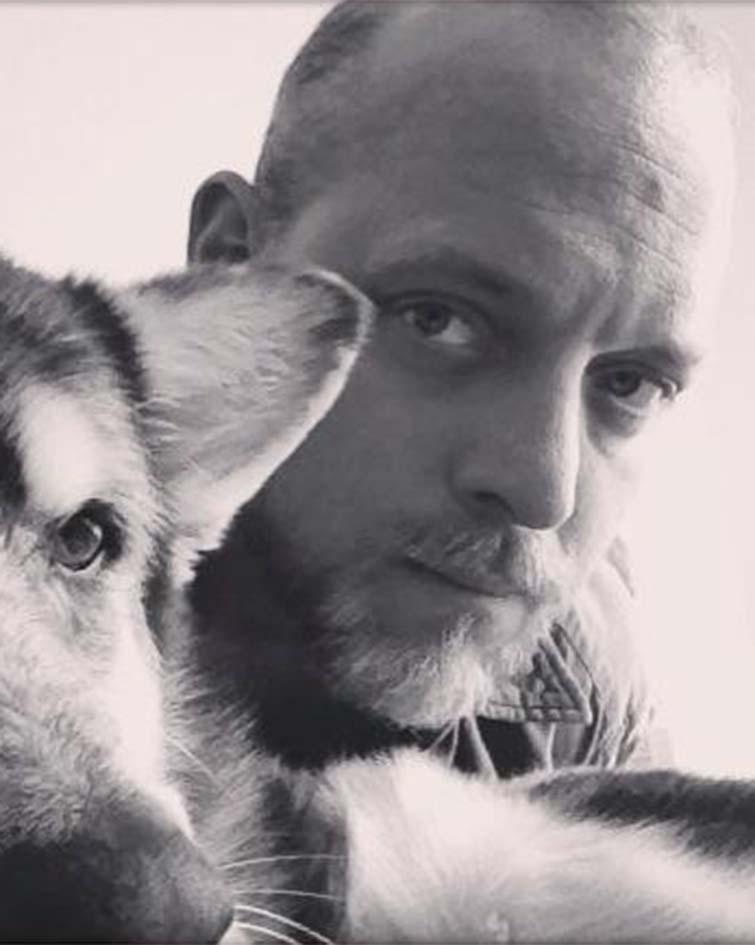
[326, 751, 755, 943]
[17, 385, 105, 515]
[98, 608, 192, 836]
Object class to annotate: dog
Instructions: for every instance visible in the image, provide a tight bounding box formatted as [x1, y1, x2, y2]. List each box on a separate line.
[0, 252, 371, 943]
[4, 250, 755, 945]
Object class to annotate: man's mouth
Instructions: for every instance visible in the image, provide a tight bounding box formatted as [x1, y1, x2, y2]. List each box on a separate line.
[403, 550, 536, 602]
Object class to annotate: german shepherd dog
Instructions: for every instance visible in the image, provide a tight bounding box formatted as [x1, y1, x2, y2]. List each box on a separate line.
[0, 253, 372, 943]
[3, 251, 755, 944]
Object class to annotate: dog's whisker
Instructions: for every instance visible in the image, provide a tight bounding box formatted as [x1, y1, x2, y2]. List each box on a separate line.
[239, 887, 343, 903]
[233, 920, 300, 945]
[167, 734, 219, 785]
[234, 904, 334, 945]
[221, 853, 344, 871]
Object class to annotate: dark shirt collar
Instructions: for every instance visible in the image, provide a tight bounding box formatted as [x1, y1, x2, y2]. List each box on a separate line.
[252, 673, 539, 778]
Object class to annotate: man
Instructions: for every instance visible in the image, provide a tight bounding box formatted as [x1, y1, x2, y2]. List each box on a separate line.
[186, 2, 735, 777]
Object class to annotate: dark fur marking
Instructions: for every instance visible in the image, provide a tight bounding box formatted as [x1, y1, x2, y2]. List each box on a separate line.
[143, 530, 177, 651]
[307, 311, 360, 348]
[0, 425, 26, 509]
[0, 302, 90, 389]
[530, 768, 755, 860]
[63, 278, 147, 409]
[296, 273, 362, 347]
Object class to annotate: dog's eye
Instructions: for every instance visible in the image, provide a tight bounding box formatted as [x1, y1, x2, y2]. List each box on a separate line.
[52, 508, 109, 572]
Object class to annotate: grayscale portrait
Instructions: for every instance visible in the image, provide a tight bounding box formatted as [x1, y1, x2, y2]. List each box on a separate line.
[0, 3, 754, 941]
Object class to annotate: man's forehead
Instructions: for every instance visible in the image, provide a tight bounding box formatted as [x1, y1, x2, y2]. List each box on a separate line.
[298, 2, 733, 301]
[345, 3, 729, 168]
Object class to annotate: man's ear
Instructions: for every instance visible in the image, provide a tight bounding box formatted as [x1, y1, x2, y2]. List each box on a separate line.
[187, 170, 264, 264]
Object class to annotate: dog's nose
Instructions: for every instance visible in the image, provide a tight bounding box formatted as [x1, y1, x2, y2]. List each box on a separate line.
[0, 797, 233, 943]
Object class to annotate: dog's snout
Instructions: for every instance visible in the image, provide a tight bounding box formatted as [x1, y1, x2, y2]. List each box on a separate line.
[0, 799, 233, 943]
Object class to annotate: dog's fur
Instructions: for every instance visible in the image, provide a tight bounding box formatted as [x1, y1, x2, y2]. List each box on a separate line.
[3, 252, 755, 944]
[320, 750, 755, 943]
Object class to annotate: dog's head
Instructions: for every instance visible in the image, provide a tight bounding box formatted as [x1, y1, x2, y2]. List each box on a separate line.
[0, 255, 371, 942]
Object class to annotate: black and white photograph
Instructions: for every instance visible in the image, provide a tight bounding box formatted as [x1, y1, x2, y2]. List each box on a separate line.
[2, 1, 755, 941]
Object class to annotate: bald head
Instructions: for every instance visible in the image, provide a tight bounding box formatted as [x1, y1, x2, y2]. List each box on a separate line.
[254, 1, 734, 229]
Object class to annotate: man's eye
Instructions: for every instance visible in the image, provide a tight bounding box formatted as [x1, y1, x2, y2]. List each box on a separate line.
[590, 365, 678, 432]
[601, 369, 665, 408]
[384, 295, 487, 352]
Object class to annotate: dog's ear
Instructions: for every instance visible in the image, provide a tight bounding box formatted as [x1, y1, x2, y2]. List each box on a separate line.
[119, 264, 371, 569]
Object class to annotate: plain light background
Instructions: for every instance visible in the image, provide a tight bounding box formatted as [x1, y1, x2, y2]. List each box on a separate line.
[1, 2, 755, 775]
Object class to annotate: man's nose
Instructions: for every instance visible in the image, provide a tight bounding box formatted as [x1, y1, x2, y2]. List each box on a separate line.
[452, 383, 581, 531]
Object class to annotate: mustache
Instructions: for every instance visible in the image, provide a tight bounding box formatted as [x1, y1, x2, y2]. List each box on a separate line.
[396, 521, 569, 604]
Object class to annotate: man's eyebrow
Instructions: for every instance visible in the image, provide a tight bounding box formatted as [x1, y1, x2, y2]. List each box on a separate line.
[366, 245, 523, 301]
[595, 342, 704, 381]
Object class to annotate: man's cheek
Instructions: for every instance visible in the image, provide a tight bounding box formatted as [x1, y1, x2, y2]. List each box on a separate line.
[567, 473, 633, 577]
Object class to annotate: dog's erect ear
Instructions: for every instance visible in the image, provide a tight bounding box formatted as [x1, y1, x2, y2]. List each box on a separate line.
[119, 263, 371, 569]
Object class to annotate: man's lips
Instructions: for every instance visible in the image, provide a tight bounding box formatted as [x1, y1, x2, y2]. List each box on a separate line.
[403, 551, 534, 601]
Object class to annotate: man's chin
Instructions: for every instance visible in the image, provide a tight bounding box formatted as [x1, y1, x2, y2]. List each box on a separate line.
[316, 585, 554, 729]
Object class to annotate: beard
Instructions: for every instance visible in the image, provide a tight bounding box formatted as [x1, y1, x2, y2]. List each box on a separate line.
[228, 489, 577, 731]
[314, 580, 558, 728]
